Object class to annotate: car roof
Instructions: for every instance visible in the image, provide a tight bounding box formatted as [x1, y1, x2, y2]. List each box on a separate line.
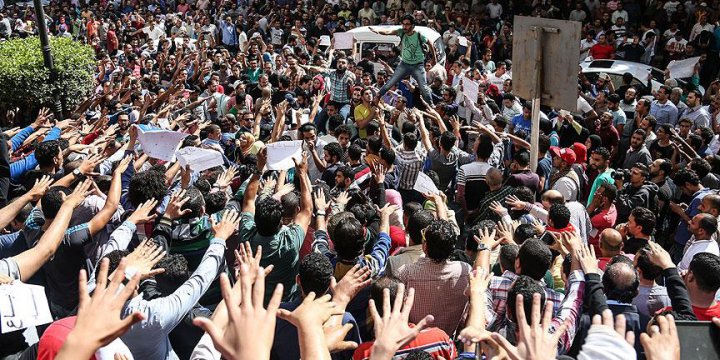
[579, 59, 653, 82]
[347, 26, 442, 43]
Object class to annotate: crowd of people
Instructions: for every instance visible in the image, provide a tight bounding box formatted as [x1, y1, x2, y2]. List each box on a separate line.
[2, 0, 720, 359]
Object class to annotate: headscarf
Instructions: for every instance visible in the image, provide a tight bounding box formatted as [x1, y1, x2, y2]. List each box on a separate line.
[312, 75, 325, 94]
[586, 134, 602, 154]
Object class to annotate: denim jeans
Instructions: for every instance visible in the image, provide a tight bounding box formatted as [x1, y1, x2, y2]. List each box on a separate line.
[378, 61, 432, 104]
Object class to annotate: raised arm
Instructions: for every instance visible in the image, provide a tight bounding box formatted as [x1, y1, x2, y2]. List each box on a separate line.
[292, 153, 313, 234]
[0, 176, 52, 230]
[12, 180, 91, 282]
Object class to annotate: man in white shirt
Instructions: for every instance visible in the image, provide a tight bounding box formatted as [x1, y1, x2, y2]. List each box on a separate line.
[679, 213, 720, 271]
[487, 61, 511, 88]
[665, 32, 687, 60]
[569, 3, 587, 22]
[443, 23, 461, 46]
[611, 2, 629, 22]
[580, 31, 597, 59]
[487, 0, 503, 20]
[690, 15, 715, 42]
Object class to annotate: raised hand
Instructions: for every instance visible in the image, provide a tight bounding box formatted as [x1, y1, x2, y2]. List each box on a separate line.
[591, 309, 635, 346]
[474, 227, 500, 250]
[164, 189, 192, 220]
[62, 179, 93, 208]
[489, 200, 508, 215]
[645, 242, 675, 270]
[126, 199, 159, 225]
[640, 314, 680, 360]
[27, 175, 54, 201]
[292, 151, 308, 175]
[234, 241, 273, 281]
[211, 209, 241, 240]
[331, 264, 371, 306]
[216, 165, 238, 190]
[193, 265, 283, 360]
[314, 187, 329, 213]
[504, 195, 527, 211]
[574, 243, 599, 274]
[369, 284, 434, 360]
[122, 239, 166, 280]
[79, 153, 106, 176]
[492, 294, 569, 360]
[56, 258, 144, 358]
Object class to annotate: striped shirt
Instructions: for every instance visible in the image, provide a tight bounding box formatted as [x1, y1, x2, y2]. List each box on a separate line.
[352, 326, 457, 360]
[395, 145, 426, 191]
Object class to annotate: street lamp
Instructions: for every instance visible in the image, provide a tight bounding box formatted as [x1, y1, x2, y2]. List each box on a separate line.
[32, 0, 63, 119]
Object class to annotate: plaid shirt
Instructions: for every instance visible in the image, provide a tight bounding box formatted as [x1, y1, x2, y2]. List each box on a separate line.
[325, 69, 355, 104]
[486, 271, 565, 334]
[486, 270, 585, 355]
[397, 257, 473, 336]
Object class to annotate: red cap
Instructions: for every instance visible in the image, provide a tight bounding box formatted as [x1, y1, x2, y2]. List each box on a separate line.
[549, 146, 576, 165]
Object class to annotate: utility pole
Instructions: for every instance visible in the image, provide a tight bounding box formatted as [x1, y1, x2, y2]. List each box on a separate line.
[33, 0, 63, 119]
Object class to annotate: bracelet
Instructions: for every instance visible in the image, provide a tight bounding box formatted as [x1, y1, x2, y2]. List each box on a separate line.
[315, 211, 326, 217]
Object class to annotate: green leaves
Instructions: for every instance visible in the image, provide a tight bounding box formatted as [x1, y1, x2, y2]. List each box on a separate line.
[0, 37, 95, 111]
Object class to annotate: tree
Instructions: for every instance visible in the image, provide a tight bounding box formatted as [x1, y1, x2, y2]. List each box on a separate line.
[0, 36, 95, 117]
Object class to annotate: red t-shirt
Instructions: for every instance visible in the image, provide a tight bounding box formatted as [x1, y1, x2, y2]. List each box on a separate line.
[692, 304, 720, 321]
[589, 43, 615, 59]
[352, 326, 457, 360]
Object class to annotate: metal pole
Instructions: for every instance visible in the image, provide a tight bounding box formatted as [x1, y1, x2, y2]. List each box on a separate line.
[32, 0, 63, 119]
[529, 26, 543, 172]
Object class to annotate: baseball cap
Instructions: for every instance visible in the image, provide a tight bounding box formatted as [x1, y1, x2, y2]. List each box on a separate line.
[549, 146, 576, 165]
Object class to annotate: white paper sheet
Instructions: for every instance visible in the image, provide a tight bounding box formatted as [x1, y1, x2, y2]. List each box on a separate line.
[334, 32, 354, 50]
[0, 283, 53, 334]
[413, 171, 440, 195]
[176, 147, 224, 172]
[319, 35, 331, 46]
[667, 56, 700, 79]
[266, 140, 303, 170]
[458, 36, 468, 47]
[462, 76, 479, 103]
[137, 128, 189, 162]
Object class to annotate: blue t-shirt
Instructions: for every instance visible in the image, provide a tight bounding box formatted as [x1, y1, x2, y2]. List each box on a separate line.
[512, 114, 532, 135]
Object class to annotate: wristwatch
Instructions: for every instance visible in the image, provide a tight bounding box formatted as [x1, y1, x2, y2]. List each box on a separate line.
[477, 243, 489, 252]
[72, 168, 82, 178]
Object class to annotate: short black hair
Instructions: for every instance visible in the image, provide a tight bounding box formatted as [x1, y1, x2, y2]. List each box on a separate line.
[96, 249, 131, 280]
[592, 147, 611, 161]
[129, 170, 168, 208]
[548, 204, 571, 228]
[155, 253, 190, 295]
[407, 210, 435, 246]
[370, 276, 400, 317]
[508, 275, 546, 325]
[689, 158, 712, 179]
[630, 207, 656, 236]
[500, 244, 519, 272]
[439, 131, 456, 151]
[281, 192, 300, 219]
[324, 142, 344, 162]
[403, 133, 418, 150]
[689, 253, 720, 293]
[255, 196, 283, 236]
[423, 219, 456, 262]
[518, 239, 552, 280]
[182, 186, 205, 219]
[599, 183, 617, 202]
[379, 147, 396, 165]
[405, 350, 434, 360]
[636, 245, 663, 280]
[298, 252, 334, 295]
[41, 186, 71, 219]
[476, 134, 495, 159]
[333, 216, 365, 260]
[514, 150, 530, 167]
[603, 261, 639, 303]
[696, 213, 718, 237]
[514, 224, 538, 244]
[348, 144, 363, 161]
[204, 192, 227, 215]
[35, 140, 60, 168]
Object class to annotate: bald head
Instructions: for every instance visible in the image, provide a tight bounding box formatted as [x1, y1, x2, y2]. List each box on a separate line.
[542, 190, 565, 206]
[600, 228, 623, 257]
[602, 262, 639, 303]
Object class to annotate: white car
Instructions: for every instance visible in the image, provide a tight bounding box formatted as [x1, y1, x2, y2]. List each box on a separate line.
[579, 58, 666, 94]
[346, 25, 446, 66]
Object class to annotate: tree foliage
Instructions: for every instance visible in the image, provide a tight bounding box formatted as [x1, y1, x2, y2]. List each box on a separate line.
[0, 36, 95, 113]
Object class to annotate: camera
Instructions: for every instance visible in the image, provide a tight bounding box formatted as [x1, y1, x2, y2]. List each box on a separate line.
[612, 169, 630, 182]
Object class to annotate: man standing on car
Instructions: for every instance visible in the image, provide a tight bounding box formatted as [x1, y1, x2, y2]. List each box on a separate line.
[370, 15, 437, 105]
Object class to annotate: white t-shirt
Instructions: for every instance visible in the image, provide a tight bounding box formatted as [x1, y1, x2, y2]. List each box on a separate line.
[143, 26, 165, 41]
[487, 72, 510, 88]
[679, 237, 720, 272]
[577, 96, 594, 114]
